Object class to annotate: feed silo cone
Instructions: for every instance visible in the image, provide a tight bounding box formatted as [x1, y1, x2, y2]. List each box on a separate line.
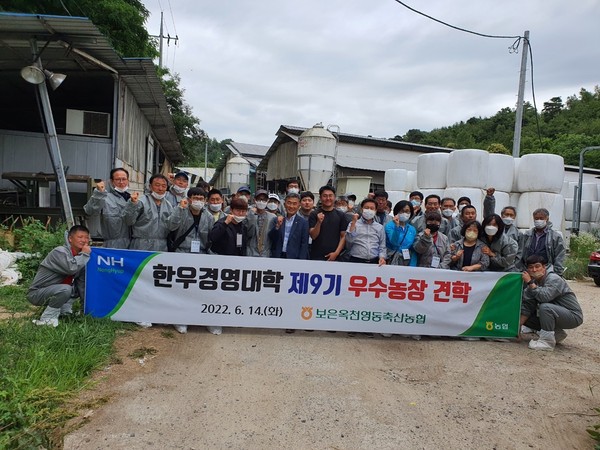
[297, 123, 337, 194]
[226, 156, 251, 194]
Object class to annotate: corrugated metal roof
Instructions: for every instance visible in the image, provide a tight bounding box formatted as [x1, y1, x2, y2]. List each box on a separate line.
[228, 142, 270, 158]
[257, 125, 453, 172]
[0, 12, 182, 162]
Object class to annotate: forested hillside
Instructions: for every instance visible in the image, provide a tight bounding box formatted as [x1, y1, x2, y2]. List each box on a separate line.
[393, 86, 600, 169]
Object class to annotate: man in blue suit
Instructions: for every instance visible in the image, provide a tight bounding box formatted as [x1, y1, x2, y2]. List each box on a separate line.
[269, 193, 309, 259]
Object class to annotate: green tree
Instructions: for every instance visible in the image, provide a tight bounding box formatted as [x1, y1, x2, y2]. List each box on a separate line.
[542, 97, 563, 121]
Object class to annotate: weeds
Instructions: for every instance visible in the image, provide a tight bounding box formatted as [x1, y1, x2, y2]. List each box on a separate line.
[565, 232, 600, 280]
[128, 346, 158, 359]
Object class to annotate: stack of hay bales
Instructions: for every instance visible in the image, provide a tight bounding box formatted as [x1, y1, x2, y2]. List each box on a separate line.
[515, 154, 565, 234]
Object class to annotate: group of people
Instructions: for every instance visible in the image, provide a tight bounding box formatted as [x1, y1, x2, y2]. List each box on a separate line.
[27, 169, 583, 351]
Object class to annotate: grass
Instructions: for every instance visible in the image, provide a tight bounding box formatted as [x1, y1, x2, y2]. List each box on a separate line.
[0, 287, 134, 449]
[565, 232, 600, 280]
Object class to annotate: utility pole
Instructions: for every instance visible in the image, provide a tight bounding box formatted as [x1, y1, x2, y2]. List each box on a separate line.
[150, 11, 179, 69]
[512, 30, 530, 158]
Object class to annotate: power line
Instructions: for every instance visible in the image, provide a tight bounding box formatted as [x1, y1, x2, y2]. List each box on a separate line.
[393, 0, 522, 40]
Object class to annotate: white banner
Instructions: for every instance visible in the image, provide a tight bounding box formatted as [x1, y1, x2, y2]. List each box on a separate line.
[85, 248, 522, 337]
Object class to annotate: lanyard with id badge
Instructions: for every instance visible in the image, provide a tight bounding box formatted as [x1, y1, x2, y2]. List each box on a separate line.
[431, 237, 441, 268]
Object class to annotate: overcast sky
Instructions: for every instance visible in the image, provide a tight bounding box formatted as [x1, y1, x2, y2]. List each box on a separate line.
[142, 0, 599, 146]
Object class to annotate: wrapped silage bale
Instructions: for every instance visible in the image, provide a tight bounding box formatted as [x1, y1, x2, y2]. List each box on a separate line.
[406, 171, 417, 192]
[487, 154, 514, 193]
[568, 182, 578, 198]
[387, 190, 409, 209]
[591, 201, 600, 223]
[444, 187, 484, 218]
[385, 169, 410, 192]
[580, 200, 593, 223]
[517, 192, 565, 229]
[564, 199, 574, 221]
[512, 157, 521, 192]
[492, 191, 510, 216]
[446, 149, 489, 189]
[581, 183, 599, 201]
[560, 180, 572, 198]
[419, 189, 445, 201]
[516, 153, 564, 193]
[509, 193, 521, 209]
[416, 153, 448, 189]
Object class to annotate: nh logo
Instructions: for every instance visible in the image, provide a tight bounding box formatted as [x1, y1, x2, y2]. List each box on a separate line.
[97, 255, 125, 267]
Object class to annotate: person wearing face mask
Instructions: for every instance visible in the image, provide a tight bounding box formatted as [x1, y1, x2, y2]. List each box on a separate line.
[335, 196, 355, 222]
[346, 193, 358, 213]
[125, 174, 181, 252]
[441, 197, 461, 230]
[448, 205, 478, 244]
[385, 200, 418, 266]
[408, 191, 424, 228]
[83, 168, 132, 249]
[483, 188, 519, 243]
[520, 255, 583, 351]
[449, 220, 489, 272]
[208, 197, 255, 257]
[412, 211, 451, 269]
[480, 214, 518, 272]
[246, 190, 277, 257]
[169, 188, 212, 254]
[516, 208, 566, 276]
[286, 179, 301, 196]
[206, 188, 227, 225]
[266, 193, 282, 216]
[165, 171, 189, 207]
[344, 198, 387, 265]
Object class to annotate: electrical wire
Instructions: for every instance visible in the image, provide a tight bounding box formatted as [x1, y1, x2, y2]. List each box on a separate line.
[394, 0, 544, 151]
[393, 0, 521, 40]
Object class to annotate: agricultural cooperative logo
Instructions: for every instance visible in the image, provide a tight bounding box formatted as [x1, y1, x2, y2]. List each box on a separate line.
[96, 254, 125, 275]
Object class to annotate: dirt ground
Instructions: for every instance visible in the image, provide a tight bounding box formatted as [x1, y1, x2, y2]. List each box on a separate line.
[63, 280, 600, 450]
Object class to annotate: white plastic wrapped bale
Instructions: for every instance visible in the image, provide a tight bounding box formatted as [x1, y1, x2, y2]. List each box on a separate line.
[419, 189, 446, 203]
[564, 199, 574, 221]
[0, 251, 15, 272]
[490, 191, 510, 217]
[512, 157, 521, 193]
[509, 193, 521, 210]
[517, 192, 565, 229]
[387, 191, 409, 209]
[416, 153, 448, 189]
[580, 200, 593, 222]
[443, 187, 484, 218]
[384, 169, 410, 192]
[516, 153, 564, 194]
[592, 201, 600, 223]
[581, 183, 599, 201]
[406, 171, 417, 192]
[568, 182, 578, 198]
[486, 154, 514, 193]
[560, 181, 573, 198]
[580, 222, 591, 232]
[446, 149, 489, 189]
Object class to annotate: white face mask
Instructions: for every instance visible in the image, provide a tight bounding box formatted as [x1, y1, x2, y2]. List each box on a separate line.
[255, 200, 267, 210]
[151, 191, 166, 200]
[502, 217, 515, 226]
[191, 200, 205, 211]
[287, 188, 299, 195]
[411, 199, 421, 208]
[209, 203, 222, 212]
[337, 206, 348, 213]
[458, 204, 467, 212]
[172, 185, 187, 194]
[534, 220, 547, 229]
[484, 226, 498, 236]
[233, 215, 246, 223]
[465, 231, 478, 241]
[442, 208, 454, 218]
[113, 185, 128, 193]
[238, 195, 249, 202]
[398, 212, 410, 223]
[362, 209, 376, 220]
[348, 201, 355, 208]
[266, 202, 278, 211]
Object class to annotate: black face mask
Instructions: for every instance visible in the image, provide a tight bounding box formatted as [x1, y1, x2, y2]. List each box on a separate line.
[426, 223, 440, 233]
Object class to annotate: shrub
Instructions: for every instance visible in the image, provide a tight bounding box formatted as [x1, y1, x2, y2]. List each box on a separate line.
[565, 232, 600, 280]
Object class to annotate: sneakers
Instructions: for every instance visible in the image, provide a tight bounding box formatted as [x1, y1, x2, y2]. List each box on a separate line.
[32, 318, 59, 327]
[554, 329, 568, 344]
[60, 299, 75, 316]
[528, 330, 555, 351]
[521, 325, 536, 334]
[136, 322, 153, 328]
[173, 324, 188, 334]
[207, 326, 222, 335]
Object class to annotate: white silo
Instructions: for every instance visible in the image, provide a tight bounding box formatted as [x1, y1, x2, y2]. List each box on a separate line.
[226, 156, 251, 194]
[297, 123, 337, 194]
